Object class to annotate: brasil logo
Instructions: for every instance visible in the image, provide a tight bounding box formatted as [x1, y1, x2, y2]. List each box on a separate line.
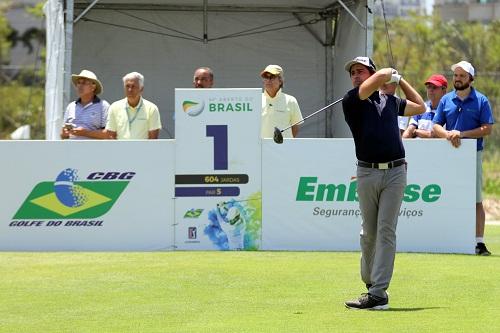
[182, 100, 205, 117]
[13, 168, 134, 219]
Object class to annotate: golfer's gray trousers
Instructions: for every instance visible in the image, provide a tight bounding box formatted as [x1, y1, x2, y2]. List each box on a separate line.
[356, 164, 407, 299]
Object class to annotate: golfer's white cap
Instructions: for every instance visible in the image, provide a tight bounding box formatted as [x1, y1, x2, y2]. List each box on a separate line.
[344, 56, 377, 73]
[451, 60, 475, 77]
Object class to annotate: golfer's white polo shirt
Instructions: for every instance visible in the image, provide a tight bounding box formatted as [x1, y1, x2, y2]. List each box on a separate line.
[106, 97, 162, 139]
[261, 89, 303, 138]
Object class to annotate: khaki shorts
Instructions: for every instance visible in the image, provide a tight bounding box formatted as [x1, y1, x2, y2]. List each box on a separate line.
[476, 150, 483, 203]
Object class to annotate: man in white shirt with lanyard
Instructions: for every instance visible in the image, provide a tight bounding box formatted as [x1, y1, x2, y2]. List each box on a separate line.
[106, 72, 162, 139]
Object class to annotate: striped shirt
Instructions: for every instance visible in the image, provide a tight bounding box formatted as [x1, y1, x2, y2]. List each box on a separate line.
[408, 101, 435, 131]
[64, 96, 110, 140]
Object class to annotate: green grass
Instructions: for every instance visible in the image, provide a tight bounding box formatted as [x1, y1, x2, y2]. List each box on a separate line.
[484, 151, 500, 198]
[1, 225, 500, 333]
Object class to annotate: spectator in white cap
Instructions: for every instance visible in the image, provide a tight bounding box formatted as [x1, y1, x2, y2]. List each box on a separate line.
[260, 64, 303, 139]
[433, 60, 495, 256]
[61, 69, 110, 139]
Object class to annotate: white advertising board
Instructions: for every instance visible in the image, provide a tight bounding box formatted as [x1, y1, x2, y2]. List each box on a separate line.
[174, 89, 262, 251]
[0, 141, 175, 251]
[262, 139, 476, 253]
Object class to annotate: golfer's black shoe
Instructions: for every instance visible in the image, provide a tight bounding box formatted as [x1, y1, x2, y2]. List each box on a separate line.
[475, 242, 491, 256]
[345, 293, 389, 310]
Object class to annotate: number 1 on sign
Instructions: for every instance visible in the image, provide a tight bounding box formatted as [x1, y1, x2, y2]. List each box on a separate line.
[206, 125, 228, 170]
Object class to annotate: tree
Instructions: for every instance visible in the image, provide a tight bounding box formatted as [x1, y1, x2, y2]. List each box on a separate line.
[373, 14, 500, 154]
[0, 1, 45, 139]
[0, 2, 12, 83]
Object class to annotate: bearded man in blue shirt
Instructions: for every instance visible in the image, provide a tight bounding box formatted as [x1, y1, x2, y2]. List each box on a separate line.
[433, 61, 495, 256]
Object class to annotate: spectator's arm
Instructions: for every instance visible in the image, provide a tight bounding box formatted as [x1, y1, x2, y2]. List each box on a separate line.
[402, 125, 416, 138]
[107, 130, 118, 139]
[460, 124, 492, 139]
[400, 78, 425, 117]
[414, 128, 433, 139]
[148, 129, 160, 139]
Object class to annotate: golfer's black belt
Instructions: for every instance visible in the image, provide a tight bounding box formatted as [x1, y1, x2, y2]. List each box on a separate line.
[357, 158, 406, 170]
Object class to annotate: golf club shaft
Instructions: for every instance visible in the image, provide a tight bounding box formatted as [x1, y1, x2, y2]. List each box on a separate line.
[223, 198, 261, 204]
[280, 97, 344, 132]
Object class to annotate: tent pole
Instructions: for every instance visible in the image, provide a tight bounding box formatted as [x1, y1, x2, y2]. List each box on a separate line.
[74, 0, 100, 23]
[203, 0, 208, 43]
[366, 0, 374, 56]
[63, 0, 73, 111]
[337, 0, 366, 30]
[324, 15, 334, 138]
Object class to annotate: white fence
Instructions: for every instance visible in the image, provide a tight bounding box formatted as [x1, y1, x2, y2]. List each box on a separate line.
[0, 139, 475, 253]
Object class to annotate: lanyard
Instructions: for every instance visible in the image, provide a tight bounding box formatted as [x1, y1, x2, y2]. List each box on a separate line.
[126, 99, 143, 126]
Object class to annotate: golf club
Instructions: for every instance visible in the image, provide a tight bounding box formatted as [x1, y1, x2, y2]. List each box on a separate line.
[273, 97, 344, 144]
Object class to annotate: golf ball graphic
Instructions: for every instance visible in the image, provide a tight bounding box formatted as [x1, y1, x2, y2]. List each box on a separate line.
[182, 100, 205, 116]
[54, 168, 88, 207]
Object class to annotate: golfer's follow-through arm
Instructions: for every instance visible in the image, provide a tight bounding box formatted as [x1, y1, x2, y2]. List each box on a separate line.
[398, 77, 426, 117]
[358, 67, 426, 116]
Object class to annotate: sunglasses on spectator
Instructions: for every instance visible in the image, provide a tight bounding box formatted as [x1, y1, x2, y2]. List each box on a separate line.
[262, 74, 278, 80]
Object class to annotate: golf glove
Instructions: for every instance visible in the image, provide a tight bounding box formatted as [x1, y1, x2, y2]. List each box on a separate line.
[387, 69, 402, 84]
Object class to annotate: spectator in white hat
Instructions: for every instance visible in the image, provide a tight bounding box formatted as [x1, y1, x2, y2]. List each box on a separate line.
[433, 60, 495, 256]
[260, 64, 303, 139]
[61, 69, 110, 140]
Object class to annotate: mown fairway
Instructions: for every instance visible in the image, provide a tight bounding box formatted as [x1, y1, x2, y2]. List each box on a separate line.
[1, 225, 499, 333]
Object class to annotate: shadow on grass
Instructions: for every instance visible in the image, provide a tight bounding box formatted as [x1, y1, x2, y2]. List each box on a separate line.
[386, 307, 444, 312]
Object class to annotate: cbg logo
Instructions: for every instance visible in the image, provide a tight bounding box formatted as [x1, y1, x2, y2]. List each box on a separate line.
[13, 168, 135, 219]
[182, 100, 205, 117]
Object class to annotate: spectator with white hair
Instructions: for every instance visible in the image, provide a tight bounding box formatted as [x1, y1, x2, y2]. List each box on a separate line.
[106, 72, 162, 139]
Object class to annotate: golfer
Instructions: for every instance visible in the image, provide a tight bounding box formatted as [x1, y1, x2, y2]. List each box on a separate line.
[342, 57, 425, 310]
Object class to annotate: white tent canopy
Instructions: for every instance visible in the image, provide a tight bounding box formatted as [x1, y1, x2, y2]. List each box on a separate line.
[45, 0, 372, 139]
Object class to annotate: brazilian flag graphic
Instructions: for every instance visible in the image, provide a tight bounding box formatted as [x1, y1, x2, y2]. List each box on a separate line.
[13, 169, 130, 219]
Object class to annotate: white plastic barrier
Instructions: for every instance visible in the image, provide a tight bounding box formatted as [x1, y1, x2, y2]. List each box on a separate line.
[262, 139, 476, 253]
[0, 139, 476, 253]
[0, 140, 175, 251]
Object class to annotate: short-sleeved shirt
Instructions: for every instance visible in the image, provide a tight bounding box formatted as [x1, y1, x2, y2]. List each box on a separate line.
[63, 96, 109, 140]
[342, 88, 407, 163]
[408, 101, 435, 131]
[261, 89, 303, 138]
[433, 87, 494, 151]
[106, 97, 162, 139]
[398, 116, 409, 131]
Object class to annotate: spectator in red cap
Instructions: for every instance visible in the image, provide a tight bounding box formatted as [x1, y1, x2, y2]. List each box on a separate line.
[403, 74, 448, 139]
